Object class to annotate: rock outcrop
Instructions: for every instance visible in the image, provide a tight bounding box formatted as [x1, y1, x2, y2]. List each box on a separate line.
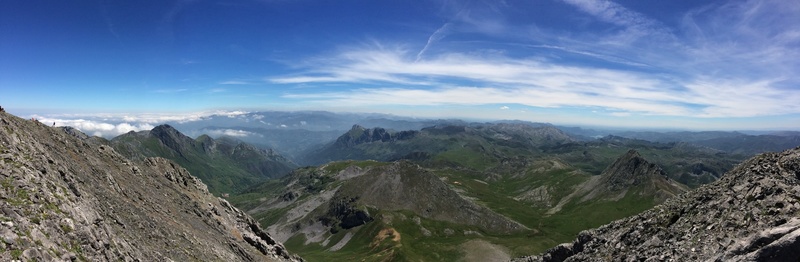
[335, 125, 418, 147]
[514, 147, 800, 262]
[0, 111, 300, 261]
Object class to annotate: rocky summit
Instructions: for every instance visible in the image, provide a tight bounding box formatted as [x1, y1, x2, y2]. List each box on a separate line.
[514, 147, 800, 262]
[0, 111, 300, 261]
[582, 149, 688, 203]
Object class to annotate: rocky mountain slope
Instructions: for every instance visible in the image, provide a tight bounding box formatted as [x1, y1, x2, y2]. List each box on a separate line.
[578, 149, 688, 203]
[0, 111, 300, 261]
[334, 161, 526, 233]
[536, 149, 689, 219]
[232, 160, 528, 261]
[514, 147, 800, 261]
[110, 124, 296, 195]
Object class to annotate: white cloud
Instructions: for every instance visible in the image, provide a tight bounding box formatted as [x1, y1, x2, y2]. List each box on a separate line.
[270, 0, 800, 120]
[500, 106, 510, 110]
[562, 0, 662, 31]
[221, 111, 249, 117]
[30, 110, 252, 138]
[205, 129, 256, 137]
[285, 85, 690, 116]
[34, 116, 156, 138]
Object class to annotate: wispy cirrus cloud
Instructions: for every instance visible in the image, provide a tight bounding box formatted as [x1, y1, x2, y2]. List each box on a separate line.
[219, 80, 251, 85]
[417, 22, 452, 62]
[271, 0, 800, 121]
[561, 0, 668, 34]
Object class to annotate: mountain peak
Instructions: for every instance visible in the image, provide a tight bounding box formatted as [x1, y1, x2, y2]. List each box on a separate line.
[150, 124, 184, 138]
[622, 148, 641, 158]
[150, 124, 186, 141]
[148, 124, 195, 157]
[572, 149, 687, 205]
[152, 123, 176, 131]
[601, 149, 666, 191]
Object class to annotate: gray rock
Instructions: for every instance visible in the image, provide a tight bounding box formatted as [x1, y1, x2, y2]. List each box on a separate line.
[0, 111, 302, 262]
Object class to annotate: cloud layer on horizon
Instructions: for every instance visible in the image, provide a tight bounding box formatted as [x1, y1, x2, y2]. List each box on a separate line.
[32, 110, 250, 138]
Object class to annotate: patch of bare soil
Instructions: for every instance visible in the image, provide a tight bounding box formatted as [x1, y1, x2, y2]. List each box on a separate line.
[371, 228, 401, 247]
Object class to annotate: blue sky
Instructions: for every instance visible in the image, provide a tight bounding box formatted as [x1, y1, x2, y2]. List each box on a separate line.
[1, 0, 799, 130]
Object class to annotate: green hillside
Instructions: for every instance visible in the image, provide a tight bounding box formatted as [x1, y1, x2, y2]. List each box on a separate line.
[111, 124, 297, 195]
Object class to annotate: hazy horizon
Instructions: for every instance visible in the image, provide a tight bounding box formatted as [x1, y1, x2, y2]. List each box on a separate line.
[4, 108, 798, 140]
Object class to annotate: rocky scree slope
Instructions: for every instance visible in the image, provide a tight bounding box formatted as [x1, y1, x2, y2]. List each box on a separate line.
[514, 147, 800, 262]
[0, 111, 300, 261]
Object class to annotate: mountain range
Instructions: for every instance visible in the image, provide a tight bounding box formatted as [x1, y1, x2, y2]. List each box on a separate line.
[102, 119, 760, 260]
[4, 108, 800, 261]
[147, 111, 800, 163]
[228, 122, 734, 260]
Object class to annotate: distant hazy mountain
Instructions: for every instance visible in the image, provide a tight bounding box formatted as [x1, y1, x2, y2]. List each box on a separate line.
[691, 134, 800, 155]
[152, 110, 799, 164]
[612, 130, 746, 143]
[161, 111, 467, 163]
[109, 124, 296, 195]
[301, 123, 574, 166]
[612, 130, 800, 155]
[174, 111, 468, 132]
[300, 123, 743, 188]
